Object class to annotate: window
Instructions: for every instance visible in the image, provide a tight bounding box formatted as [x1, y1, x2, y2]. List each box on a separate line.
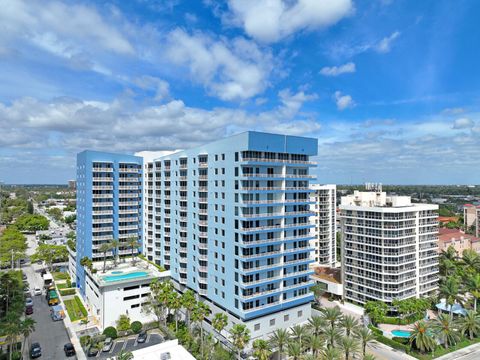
[254, 324, 260, 331]
[222, 154, 225, 160]
[270, 319, 275, 326]
[297, 310, 303, 318]
[284, 314, 289, 322]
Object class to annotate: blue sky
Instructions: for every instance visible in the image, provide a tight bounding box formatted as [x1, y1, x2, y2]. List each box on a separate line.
[0, 0, 479, 184]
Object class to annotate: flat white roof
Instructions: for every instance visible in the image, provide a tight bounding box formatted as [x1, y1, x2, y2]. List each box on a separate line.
[132, 339, 195, 360]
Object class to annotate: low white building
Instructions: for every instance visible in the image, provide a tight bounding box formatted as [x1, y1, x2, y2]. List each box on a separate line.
[131, 339, 195, 360]
[67, 246, 76, 283]
[83, 258, 170, 329]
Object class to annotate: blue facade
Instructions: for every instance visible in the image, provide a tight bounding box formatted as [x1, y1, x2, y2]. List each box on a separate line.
[76, 150, 143, 296]
[146, 131, 318, 321]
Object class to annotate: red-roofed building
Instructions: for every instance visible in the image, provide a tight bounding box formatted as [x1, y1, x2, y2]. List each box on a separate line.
[438, 228, 480, 256]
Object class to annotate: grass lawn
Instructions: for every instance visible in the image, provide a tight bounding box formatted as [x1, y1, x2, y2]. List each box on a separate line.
[64, 296, 88, 322]
[52, 272, 70, 281]
[56, 283, 67, 289]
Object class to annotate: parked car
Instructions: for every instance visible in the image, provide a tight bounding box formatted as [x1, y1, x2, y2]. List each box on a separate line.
[64, 343, 76, 357]
[102, 337, 113, 352]
[137, 331, 148, 343]
[25, 305, 33, 315]
[40, 268, 46, 276]
[87, 347, 99, 357]
[22, 273, 27, 280]
[25, 297, 33, 307]
[30, 343, 42, 358]
[33, 287, 42, 296]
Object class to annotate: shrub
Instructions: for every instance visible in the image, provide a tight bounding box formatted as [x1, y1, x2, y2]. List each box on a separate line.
[376, 334, 410, 352]
[131, 321, 143, 334]
[116, 314, 131, 332]
[66, 279, 72, 288]
[103, 326, 118, 339]
[368, 324, 383, 336]
[392, 337, 410, 345]
[80, 335, 91, 348]
[60, 288, 76, 296]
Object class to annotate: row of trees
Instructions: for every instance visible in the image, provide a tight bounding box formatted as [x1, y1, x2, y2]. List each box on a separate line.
[364, 298, 431, 325]
[30, 243, 68, 270]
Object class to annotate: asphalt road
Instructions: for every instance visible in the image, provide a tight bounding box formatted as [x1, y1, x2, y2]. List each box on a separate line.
[23, 235, 75, 360]
[96, 333, 164, 359]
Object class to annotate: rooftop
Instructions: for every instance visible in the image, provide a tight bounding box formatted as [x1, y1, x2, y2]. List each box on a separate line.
[130, 339, 195, 360]
[311, 266, 342, 284]
[439, 228, 479, 243]
[89, 258, 170, 287]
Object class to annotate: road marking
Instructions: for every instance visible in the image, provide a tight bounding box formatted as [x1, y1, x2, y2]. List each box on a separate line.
[122, 340, 127, 350]
[146, 334, 151, 343]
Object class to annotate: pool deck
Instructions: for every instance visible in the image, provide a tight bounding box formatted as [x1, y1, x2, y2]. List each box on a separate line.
[378, 310, 437, 335]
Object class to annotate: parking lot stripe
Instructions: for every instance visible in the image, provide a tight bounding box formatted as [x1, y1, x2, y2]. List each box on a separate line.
[146, 334, 151, 343]
[122, 340, 128, 351]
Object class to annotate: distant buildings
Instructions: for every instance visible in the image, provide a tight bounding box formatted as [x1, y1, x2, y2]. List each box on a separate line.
[68, 179, 76, 190]
[464, 204, 479, 237]
[339, 190, 439, 305]
[438, 228, 480, 255]
[309, 184, 336, 267]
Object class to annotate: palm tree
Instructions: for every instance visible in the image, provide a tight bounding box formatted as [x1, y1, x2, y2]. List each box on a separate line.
[409, 320, 435, 353]
[290, 324, 308, 349]
[269, 328, 290, 360]
[430, 313, 460, 350]
[116, 350, 134, 360]
[110, 239, 119, 267]
[20, 318, 36, 357]
[286, 341, 302, 360]
[324, 326, 342, 349]
[99, 242, 112, 273]
[192, 301, 210, 359]
[439, 278, 462, 316]
[458, 310, 480, 340]
[212, 312, 228, 336]
[320, 346, 340, 360]
[461, 249, 480, 274]
[304, 334, 323, 357]
[182, 290, 196, 330]
[339, 336, 359, 360]
[465, 274, 480, 312]
[127, 237, 138, 265]
[340, 315, 359, 336]
[229, 324, 250, 360]
[311, 283, 325, 304]
[363, 355, 377, 360]
[168, 291, 182, 332]
[5, 320, 21, 360]
[306, 315, 326, 337]
[320, 306, 343, 329]
[252, 339, 271, 360]
[353, 327, 375, 357]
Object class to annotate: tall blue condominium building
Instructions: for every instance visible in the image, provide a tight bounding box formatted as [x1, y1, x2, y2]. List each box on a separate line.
[76, 150, 143, 296]
[143, 131, 318, 339]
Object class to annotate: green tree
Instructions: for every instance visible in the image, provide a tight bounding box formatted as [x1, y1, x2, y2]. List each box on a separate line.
[306, 315, 326, 337]
[353, 327, 375, 357]
[182, 289, 196, 330]
[252, 339, 271, 360]
[461, 249, 480, 274]
[212, 312, 228, 335]
[364, 301, 388, 324]
[229, 324, 250, 360]
[19, 318, 36, 357]
[191, 301, 210, 359]
[14, 214, 49, 231]
[286, 341, 302, 360]
[269, 328, 290, 360]
[64, 214, 76, 224]
[324, 326, 342, 349]
[320, 306, 343, 329]
[320, 346, 341, 360]
[439, 278, 462, 316]
[30, 243, 68, 271]
[168, 291, 183, 332]
[99, 243, 112, 273]
[430, 313, 460, 350]
[27, 201, 33, 215]
[116, 350, 134, 360]
[310, 283, 325, 304]
[110, 239, 119, 267]
[409, 320, 435, 353]
[116, 314, 131, 332]
[458, 310, 480, 340]
[0, 228, 27, 268]
[290, 324, 308, 348]
[304, 334, 323, 357]
[465, 274, 480, 312]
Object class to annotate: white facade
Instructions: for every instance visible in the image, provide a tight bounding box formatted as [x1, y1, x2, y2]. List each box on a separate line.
[83, 260, 170, 329]
[340, 190, 439, 305]
[67, 246, 76, 283]
[310, 184, 337, 266]
[131, 339, 195, 360]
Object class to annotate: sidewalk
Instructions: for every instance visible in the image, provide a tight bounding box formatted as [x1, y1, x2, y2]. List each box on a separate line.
[434, 342, 480, 360]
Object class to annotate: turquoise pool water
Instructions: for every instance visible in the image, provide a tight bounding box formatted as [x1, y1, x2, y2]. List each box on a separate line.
[111, 271, 123, 274]
[103, 271, 148, 282]
[391, 329, 411, 338]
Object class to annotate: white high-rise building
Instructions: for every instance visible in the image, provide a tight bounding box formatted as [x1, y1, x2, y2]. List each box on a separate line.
[310, 184, 337, 267]
[340, 189, 439, 305]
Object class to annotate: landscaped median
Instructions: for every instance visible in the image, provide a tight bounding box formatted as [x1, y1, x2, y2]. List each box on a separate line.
[64, 296, 88, 322]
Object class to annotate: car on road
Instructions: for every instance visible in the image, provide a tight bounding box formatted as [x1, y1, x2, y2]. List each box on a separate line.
[25, 305, 33, 315]
[64, 343, 76, 357]
[137, 331, 148, 343]
[102, 337, 113, 352]
[87, 346, 99, 357]
[33, 287, 42, 296]
[25, 297, 33, 307]
[30, 342, 42, 358]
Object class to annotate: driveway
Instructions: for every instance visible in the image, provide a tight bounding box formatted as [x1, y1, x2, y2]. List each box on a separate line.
[96, 333, 164, 358]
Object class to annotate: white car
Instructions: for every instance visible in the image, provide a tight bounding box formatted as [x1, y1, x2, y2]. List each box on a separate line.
[33, 287, 42, 296]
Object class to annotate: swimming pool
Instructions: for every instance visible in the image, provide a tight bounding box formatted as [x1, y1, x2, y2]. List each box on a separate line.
[102, 271, 148, 282]
[391, 329, 411, 338]
[111, 271, 123, 274]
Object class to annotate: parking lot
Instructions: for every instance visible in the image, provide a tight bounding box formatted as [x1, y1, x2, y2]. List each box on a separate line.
[95, 333, 164, 358]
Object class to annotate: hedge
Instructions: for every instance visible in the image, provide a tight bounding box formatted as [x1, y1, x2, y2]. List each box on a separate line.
[60, 288, 76, 296]
[131, 321, 143, 334]
[368, 324, 383, 336]
[382, 313, 423, 325]
[52, 272, 70, 281]
[103, 327, 118, 339]
[375, 334, 410, 353]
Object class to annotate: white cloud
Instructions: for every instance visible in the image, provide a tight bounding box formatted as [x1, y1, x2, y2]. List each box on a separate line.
[133, 76, 170, 101]
[375, 31, 400, 53]
[320, 62, 356, 76]
[452, 117, 475, 129]
[165, 29, 273, 101]
[225, 0, 353, 43]
[442, 107, 465, 115]
[334, 91, 355, 110]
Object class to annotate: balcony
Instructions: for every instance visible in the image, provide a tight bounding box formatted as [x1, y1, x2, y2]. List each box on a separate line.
[93, 176, 113, 181]
[119, 201, 140, 206]
[239, 210, 315, 219]
[92, 226, 113, 232]
[92, 210, 113, 215]
[241, 157, 317, 165]
[241, 287, 281, 299]
[242, 275, 283, 287]
[92, 218, 113, 224]
[119, 209, 139, 214]
[92, 234, 113, 241]
[93, 193, 113, 199]
[119, 185, 140, 190]
[241, 222, 313, 233]
[119, 225, 139, 231]
[119, 168, 140, 173]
